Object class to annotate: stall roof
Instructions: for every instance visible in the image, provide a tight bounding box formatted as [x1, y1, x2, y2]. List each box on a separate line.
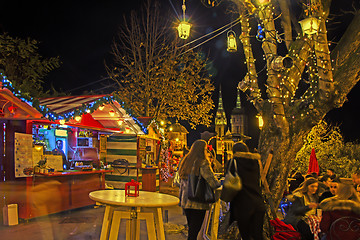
[0, 86, 43, 120]
[39, 95, 107, 115]
[39, 95, 146, 135]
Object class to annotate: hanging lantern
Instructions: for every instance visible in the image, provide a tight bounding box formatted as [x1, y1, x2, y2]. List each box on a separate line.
[227, 31, 237, 52]
[257, 114, 264, 130]
[109, 110, 115, 117]
[299, 17, 321, 35]
[177, 21, 191, 39]
[178, 0, 191, 39]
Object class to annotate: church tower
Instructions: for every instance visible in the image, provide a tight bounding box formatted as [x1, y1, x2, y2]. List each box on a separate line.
[215, 87, 227, 138]
[231, 89, 247, 135]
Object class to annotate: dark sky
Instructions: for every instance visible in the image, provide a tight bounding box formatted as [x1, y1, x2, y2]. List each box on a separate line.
[0, 0, 359, 144]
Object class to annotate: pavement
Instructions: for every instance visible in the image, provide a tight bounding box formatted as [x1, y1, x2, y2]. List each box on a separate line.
[0, 180, 189, 240]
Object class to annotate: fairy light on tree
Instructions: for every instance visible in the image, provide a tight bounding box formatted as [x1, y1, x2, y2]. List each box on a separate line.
[216, 0, 360, 223]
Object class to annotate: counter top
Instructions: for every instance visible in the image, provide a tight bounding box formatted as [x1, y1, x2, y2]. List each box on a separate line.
[35, 169, 113, 177]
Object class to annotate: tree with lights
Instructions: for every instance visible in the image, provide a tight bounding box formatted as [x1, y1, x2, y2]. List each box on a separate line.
[211, 0, 360, 226]
[107, 0, 214, 128]
[0, 33, 61, 98]
[295, 121, 360, 177]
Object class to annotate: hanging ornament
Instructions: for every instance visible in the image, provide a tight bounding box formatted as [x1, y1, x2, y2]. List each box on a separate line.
[256, 24, 265, 41]
[201, 0, 223, 8]
[227, 30, 237, 52]
[177, 0, 191, 39]
[8, 105, 16, 114]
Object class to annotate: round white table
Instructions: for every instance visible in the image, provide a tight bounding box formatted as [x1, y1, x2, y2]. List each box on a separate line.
[89, 190, 179, 240]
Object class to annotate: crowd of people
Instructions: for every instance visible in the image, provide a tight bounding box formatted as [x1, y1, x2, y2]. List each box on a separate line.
[175, 139, 360, 240]
[283, 169, 360, 240]
[177, 140, 264, 240]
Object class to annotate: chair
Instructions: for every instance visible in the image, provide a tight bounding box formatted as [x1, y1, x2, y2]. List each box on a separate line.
[329, 216, 360, 240]
[270, 218, 301, 240]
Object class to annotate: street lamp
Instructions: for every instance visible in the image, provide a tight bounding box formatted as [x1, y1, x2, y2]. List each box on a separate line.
[177, 21, 191, 40]
[177, 0, 191, 39]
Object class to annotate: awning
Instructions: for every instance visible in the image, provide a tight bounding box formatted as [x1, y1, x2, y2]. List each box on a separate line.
[38, 95, 145, 135]
[39, 94, 107, 115]
[0, 87, 43, 119]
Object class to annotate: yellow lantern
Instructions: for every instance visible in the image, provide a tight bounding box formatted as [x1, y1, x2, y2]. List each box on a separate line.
[177, 21, 191, 40]
[227, 31, 237, 52]
[75, 115, 82, 122]
[299, 17, 321, 35]
[177, 0, 191, 39]
[257, 114, 264, 130]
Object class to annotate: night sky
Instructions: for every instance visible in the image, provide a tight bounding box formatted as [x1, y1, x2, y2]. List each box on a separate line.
[0, 0, 359, 145]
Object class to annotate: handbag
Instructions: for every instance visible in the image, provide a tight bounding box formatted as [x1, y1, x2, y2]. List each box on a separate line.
[187, 163, 216, 203]
[220, 158, 242, 202]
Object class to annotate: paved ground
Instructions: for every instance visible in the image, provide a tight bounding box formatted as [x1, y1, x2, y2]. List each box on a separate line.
[0, 180, 188, 240]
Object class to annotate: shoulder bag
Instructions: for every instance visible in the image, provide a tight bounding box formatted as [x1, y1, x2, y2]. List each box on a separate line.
[187, 161, 216, 203]
[220, 158, 242, 202]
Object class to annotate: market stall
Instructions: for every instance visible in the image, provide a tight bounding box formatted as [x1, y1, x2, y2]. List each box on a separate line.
[38, 95, 161, 192]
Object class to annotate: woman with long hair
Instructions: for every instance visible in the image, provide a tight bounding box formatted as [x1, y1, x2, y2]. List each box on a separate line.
[284, 177, 320, 240]
[319, 183, 360, 239]
[178, 139, 221, 240]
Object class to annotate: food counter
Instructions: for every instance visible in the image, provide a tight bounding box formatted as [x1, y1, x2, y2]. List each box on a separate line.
[3, 169, 112, 220]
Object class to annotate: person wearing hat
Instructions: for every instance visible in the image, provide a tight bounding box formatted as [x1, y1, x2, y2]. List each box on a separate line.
[228, 142, 265, 240]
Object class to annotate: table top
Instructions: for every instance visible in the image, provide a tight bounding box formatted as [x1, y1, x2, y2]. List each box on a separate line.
[89, 190, 179, 208]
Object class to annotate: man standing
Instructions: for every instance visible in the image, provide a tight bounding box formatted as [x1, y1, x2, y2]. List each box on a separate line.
[52, 140, 69, 170]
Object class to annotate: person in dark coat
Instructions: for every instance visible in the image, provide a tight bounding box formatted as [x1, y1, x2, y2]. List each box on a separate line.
[229, 142, 265, 240]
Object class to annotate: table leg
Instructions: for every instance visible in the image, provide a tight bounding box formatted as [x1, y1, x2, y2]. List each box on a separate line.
[100, 205, 114, 240]
[109, 211, 130, 240]
[138, 212, 156, 240]
[135, 207, 141, 240]
[154, 208, 165, 240]
[210, 200, 220, 240]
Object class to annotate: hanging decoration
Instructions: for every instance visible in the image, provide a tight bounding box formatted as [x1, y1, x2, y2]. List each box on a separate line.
[0, 72, 148, 134]
[177, 0, 191, 39]
[256, 24, 265, 41]
[200, 0, 223, 8]
[227, 30, 237, 52]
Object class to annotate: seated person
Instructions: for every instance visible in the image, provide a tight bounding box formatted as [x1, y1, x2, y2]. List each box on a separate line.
[319, 183, 360, 239]
[284, 177, 319, 240]
[319, 178, 340, 203]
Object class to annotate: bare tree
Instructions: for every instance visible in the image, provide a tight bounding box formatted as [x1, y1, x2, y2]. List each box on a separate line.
[107, 0, 214, 128]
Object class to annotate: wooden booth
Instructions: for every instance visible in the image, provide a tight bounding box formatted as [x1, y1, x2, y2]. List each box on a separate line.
[38, 95, 161, 193]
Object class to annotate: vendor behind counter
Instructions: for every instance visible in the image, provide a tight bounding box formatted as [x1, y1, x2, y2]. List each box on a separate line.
[52, 139, 70, 170]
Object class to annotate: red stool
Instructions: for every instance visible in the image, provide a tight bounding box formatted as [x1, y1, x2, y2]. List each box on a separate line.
[125, 179, 140, 197]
